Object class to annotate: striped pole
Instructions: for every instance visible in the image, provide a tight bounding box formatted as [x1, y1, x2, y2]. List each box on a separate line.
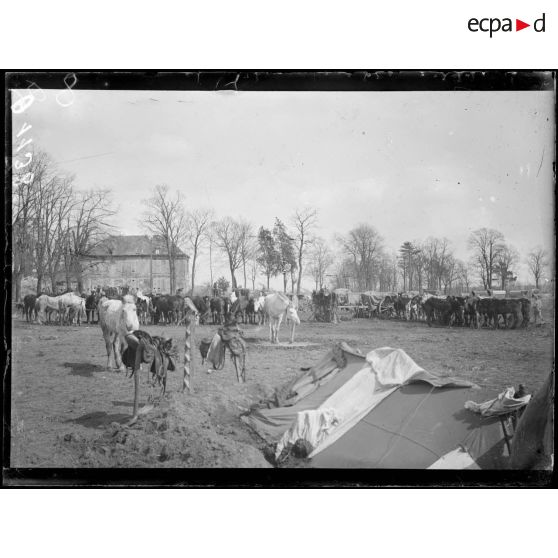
[183, 312, 194, 393]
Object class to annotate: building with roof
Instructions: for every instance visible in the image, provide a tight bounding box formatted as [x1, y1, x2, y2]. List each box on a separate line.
[81, 235, 190, 294]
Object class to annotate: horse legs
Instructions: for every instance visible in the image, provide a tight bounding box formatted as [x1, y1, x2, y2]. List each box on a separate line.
[113, 337, 126, 372]
[104, 331, 114, 370]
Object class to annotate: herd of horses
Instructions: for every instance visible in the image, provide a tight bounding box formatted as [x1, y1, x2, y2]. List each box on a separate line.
[17, 288, 301, 346]
[377, 292, 533, 329]
[19, 288, 536, 332]
[310, 289, 535, 329]
[18, 292, 87, 325]
[19, 289, 264, 327]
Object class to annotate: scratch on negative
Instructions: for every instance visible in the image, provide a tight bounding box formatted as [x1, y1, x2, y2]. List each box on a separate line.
[536, 146, 545, 177]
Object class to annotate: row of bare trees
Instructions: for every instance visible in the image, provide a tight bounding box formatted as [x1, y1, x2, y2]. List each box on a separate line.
[141, 185, 553, 296]
[468, 228, 550, 290]
[329, 225, 551, 294]
[12, 151, 116, 299]
[15, 167, 550, 299]
[142, 186, 328, 295]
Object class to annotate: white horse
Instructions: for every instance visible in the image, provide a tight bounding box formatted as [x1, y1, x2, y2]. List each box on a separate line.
[254, 294, 266, 325]
[263, 293, 301, 344]
[36, 294, 61, 324]
[98, 295, 140, 372]
[58, 292, 86, 325]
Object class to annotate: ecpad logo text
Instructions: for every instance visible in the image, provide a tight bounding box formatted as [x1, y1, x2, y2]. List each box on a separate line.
[468, 13, 545, 37]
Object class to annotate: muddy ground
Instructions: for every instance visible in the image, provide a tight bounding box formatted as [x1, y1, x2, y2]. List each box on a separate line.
[9, 302, 554, 468]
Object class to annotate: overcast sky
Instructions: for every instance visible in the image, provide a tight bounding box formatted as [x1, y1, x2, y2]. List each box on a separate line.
[12, 88, 555, 288]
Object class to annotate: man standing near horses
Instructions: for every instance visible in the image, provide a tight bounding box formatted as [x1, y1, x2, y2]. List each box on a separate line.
[532, 293, 544, 325]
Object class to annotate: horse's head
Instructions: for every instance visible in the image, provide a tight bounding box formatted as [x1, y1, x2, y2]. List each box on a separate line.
[121, 296, 140, 332]
[286, 305, 301, 325]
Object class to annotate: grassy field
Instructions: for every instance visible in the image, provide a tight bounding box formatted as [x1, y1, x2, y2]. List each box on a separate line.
[9, 303, 554, 468]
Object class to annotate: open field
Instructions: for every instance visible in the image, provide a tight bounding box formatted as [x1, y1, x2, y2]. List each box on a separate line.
[9, 305, 554, 468]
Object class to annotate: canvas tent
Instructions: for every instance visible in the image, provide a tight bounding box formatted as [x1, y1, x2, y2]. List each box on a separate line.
[242, 343, 509, 468]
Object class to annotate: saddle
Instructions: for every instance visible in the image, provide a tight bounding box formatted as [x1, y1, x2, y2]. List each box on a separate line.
[218, 321, 246, 356]
[123, 330, 177, 389]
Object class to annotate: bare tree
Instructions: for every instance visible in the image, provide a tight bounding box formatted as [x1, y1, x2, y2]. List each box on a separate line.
[186, 208, 213, 293]
[213, 217, 248, 289]
[306, 237, 334, 291]
[526, 247, 550, 289]
[292, 208, 317, 295]
[65, 189, 116, 292]
[256, 226, 279, 289]
[142, 185, 188, 294]
[238, 223, 255, 289]
[338, 224, 383, 291]
[456, 261, 472, 293]
[494, 244, 519, 290]
[377, 252, 398, 292]
[419, 237, 453, 291]
[30, 163, 74, 293]
[398, 241, 421, 291]
[468, 228, 505, 290]
[273, 218, 297, 293]
[12, 150, 49, 299]
[249, 257, 258, 291]
[441, 254, 459, 294]
[47, 178, 74, 291]
[205, 223, 217, 288]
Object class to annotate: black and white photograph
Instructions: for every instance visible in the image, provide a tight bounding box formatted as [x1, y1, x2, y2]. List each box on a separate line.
[4, 71, 555, 483]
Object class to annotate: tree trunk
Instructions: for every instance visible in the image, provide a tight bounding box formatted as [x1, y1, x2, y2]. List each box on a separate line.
[191, 250, 197, 293]
[36, 274, 43, 294]
[14, 272, 22, 302]
[169, 257, 176, 294]
[266, 273, 270, 289]
[65, 259, 71, 291]
[76, 268, 84, 293]
[283, 272, 287, 293]
[230, 267, 237, 289]
[243, 261, 247, 289]
[209, 241, 213, 286]
[297, 248, 303, 295]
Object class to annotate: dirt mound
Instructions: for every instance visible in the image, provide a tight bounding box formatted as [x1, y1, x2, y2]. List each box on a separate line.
[58, 395, 271, 468]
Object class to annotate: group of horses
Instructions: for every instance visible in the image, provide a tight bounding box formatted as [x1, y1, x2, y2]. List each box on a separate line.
[376, 292, 533, 329]
[18, 288, 302, 343]
[19, 292, 87, 325]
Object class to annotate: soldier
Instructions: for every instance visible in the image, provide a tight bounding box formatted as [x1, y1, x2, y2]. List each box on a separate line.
[532, 293, 544, 325]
